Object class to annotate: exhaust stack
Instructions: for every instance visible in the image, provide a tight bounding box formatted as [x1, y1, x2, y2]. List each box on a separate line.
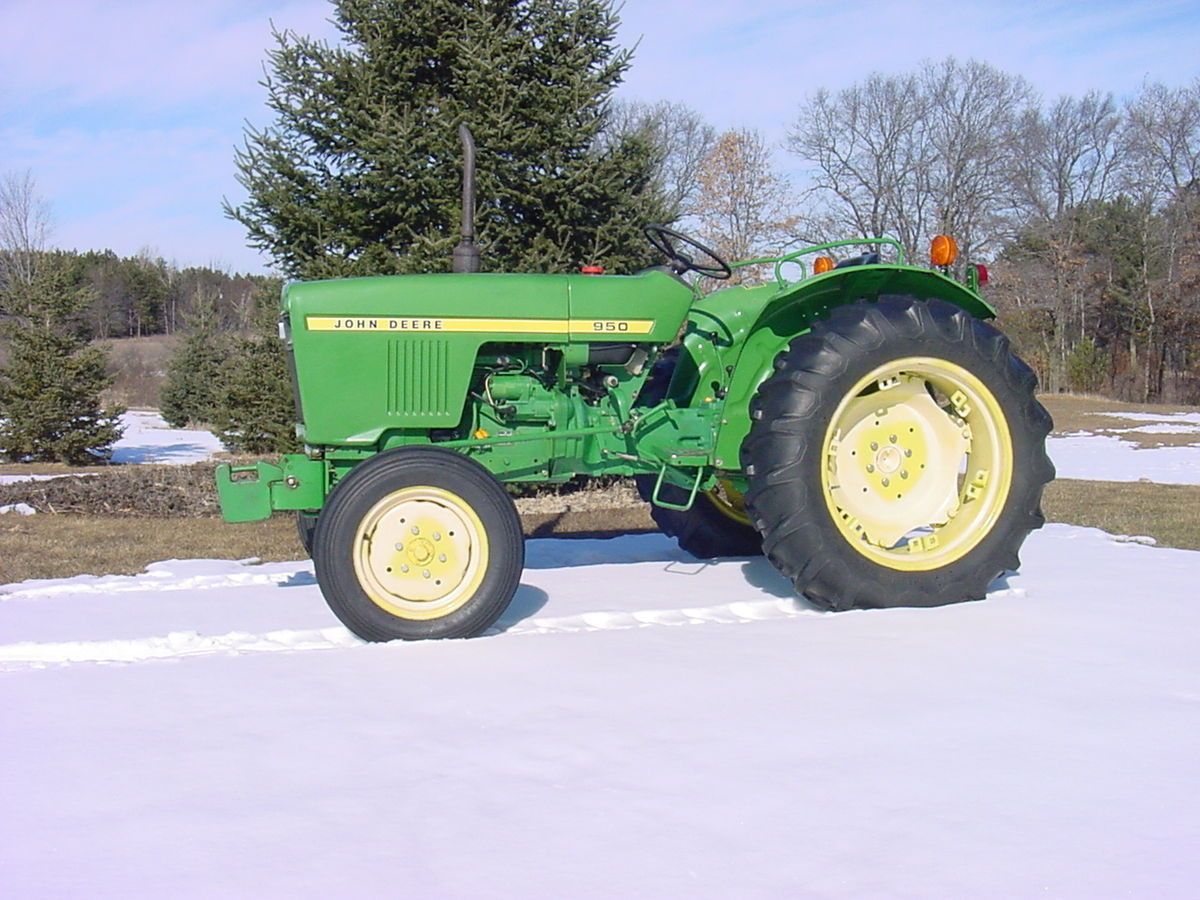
[452, 124, 481, 273]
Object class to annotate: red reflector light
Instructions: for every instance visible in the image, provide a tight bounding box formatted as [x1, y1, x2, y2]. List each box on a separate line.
[580, 265, 605, 275]
[975, 263, 989, 286]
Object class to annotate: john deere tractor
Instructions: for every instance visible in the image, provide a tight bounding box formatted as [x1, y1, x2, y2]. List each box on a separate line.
[216, 126, 1054, 641]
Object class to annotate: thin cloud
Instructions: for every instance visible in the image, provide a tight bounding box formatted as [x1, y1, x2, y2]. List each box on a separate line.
[0, 0, 335, 111]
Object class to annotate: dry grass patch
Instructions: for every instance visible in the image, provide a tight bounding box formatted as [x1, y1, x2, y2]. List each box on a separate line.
[1041, 479, 1200, 550]
[0, 516, 306, 584]
[100, 334, 180, 409]
[0, 507, 656, 585]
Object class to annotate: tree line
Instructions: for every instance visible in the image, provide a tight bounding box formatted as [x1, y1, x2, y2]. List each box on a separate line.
[613, 65, 1200, 401]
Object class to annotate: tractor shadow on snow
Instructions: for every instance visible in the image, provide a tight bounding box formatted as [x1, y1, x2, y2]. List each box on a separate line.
[492, 584, 552, 631]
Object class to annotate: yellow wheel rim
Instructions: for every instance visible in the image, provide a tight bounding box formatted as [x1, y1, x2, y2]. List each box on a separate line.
[820, 357, 1013, 572]
[707, 479, 753, 527]
[352, 486, 489, 620]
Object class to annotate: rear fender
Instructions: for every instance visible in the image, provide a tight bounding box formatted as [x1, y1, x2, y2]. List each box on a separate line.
[710, 265, 994, 466]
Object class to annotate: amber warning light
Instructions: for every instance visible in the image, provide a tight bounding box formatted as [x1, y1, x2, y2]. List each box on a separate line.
[930, 235, 959, 268]
[813, 256, 835, 275]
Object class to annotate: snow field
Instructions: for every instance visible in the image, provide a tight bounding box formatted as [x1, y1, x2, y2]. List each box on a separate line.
[1046, 408, 1200, 485]
[111, 409, 226, 464]
[2, 526, 1199, 897]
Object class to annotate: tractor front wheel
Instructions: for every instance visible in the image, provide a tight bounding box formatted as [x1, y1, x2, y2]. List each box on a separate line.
[742, 297, 1053, 611]
[296, 512, 317, 556]
[312, 447, 524, 641]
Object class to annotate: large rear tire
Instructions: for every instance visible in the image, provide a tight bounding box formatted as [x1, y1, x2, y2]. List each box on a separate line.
[635, 346, 763, 559]
[312, 447, 524, 641]
[635, 476, 763, 559]
[742, 297, 1053, 611]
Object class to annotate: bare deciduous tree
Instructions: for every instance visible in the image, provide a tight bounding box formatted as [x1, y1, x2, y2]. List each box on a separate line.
[0, 170, 53, 293]
[788, 72, 932, 255]
[692, 128, 794, 283]
[604, 99, 716, 220]
[787, 58, 1035, 262]
[1121, 78, 1200, 205]
[1014, 91, 1121, 221]
[920, 58, 1036, 260]
[1006, 91, 1122, 391]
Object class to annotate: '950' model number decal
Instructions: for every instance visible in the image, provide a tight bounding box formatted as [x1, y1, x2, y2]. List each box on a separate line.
[587, 320, 652, 333]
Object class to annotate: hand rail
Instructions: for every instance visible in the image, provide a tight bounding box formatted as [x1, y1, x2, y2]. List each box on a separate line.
[730, 237, 907, 288]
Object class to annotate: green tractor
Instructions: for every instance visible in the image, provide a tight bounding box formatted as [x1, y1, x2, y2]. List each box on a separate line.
[216, 126, 1054, 641]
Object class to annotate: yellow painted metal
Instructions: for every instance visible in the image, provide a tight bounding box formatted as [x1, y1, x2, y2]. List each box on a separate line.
[708, 479, 754, 527]
[352, 486, 489, 620]
[305, 316, 655, 335]
[820, 358, 1013, 571]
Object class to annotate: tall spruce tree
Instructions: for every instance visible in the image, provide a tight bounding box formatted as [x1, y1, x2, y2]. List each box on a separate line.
[225, 0, 667, 278]
[0, 260, 123, 463]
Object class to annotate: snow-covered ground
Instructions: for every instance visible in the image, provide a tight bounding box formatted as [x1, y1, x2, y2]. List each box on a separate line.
[1048, 433, 1200, 484]
[1048, 409, 1200, 485]
[111, 409, 226, 464]
[2, 525, 1198, 897]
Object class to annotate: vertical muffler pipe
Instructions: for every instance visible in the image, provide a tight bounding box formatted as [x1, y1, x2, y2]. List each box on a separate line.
[452, 124, 481, 273]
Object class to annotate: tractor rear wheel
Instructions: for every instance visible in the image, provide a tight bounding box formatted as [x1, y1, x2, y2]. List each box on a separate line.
[636, 475, 763, 559]
[742, 297, 1053, 611]
[312, 447, 524, 641]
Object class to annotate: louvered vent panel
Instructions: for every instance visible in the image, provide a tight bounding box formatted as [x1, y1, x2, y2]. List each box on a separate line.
[387, 339, 450, 417]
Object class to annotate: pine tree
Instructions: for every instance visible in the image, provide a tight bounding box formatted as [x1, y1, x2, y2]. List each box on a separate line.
[225, 0, 667, 278]
[160, 287, 230, 427]
[211, 292, 298, 455]
[0, 260, 123, 463]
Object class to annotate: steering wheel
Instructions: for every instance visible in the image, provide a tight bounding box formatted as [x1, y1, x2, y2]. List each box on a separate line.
[643, 224, 732, 280]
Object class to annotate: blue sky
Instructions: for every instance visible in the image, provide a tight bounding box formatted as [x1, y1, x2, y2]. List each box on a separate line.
[2, 0, 1197, 274]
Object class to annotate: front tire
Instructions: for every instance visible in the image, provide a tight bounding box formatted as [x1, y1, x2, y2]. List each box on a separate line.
[296, 512, 317, 556]
[312, 447, 524, 641]
[742, 297, 1053, 611]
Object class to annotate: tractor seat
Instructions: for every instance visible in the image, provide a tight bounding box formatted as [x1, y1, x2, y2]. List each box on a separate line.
[835, 252, 881, 269]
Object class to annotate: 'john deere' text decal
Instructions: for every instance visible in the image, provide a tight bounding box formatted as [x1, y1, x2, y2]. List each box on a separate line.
[305, 316, 654, 335]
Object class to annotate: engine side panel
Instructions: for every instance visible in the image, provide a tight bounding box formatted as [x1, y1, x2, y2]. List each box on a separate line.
[286, 270, 693, 446]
